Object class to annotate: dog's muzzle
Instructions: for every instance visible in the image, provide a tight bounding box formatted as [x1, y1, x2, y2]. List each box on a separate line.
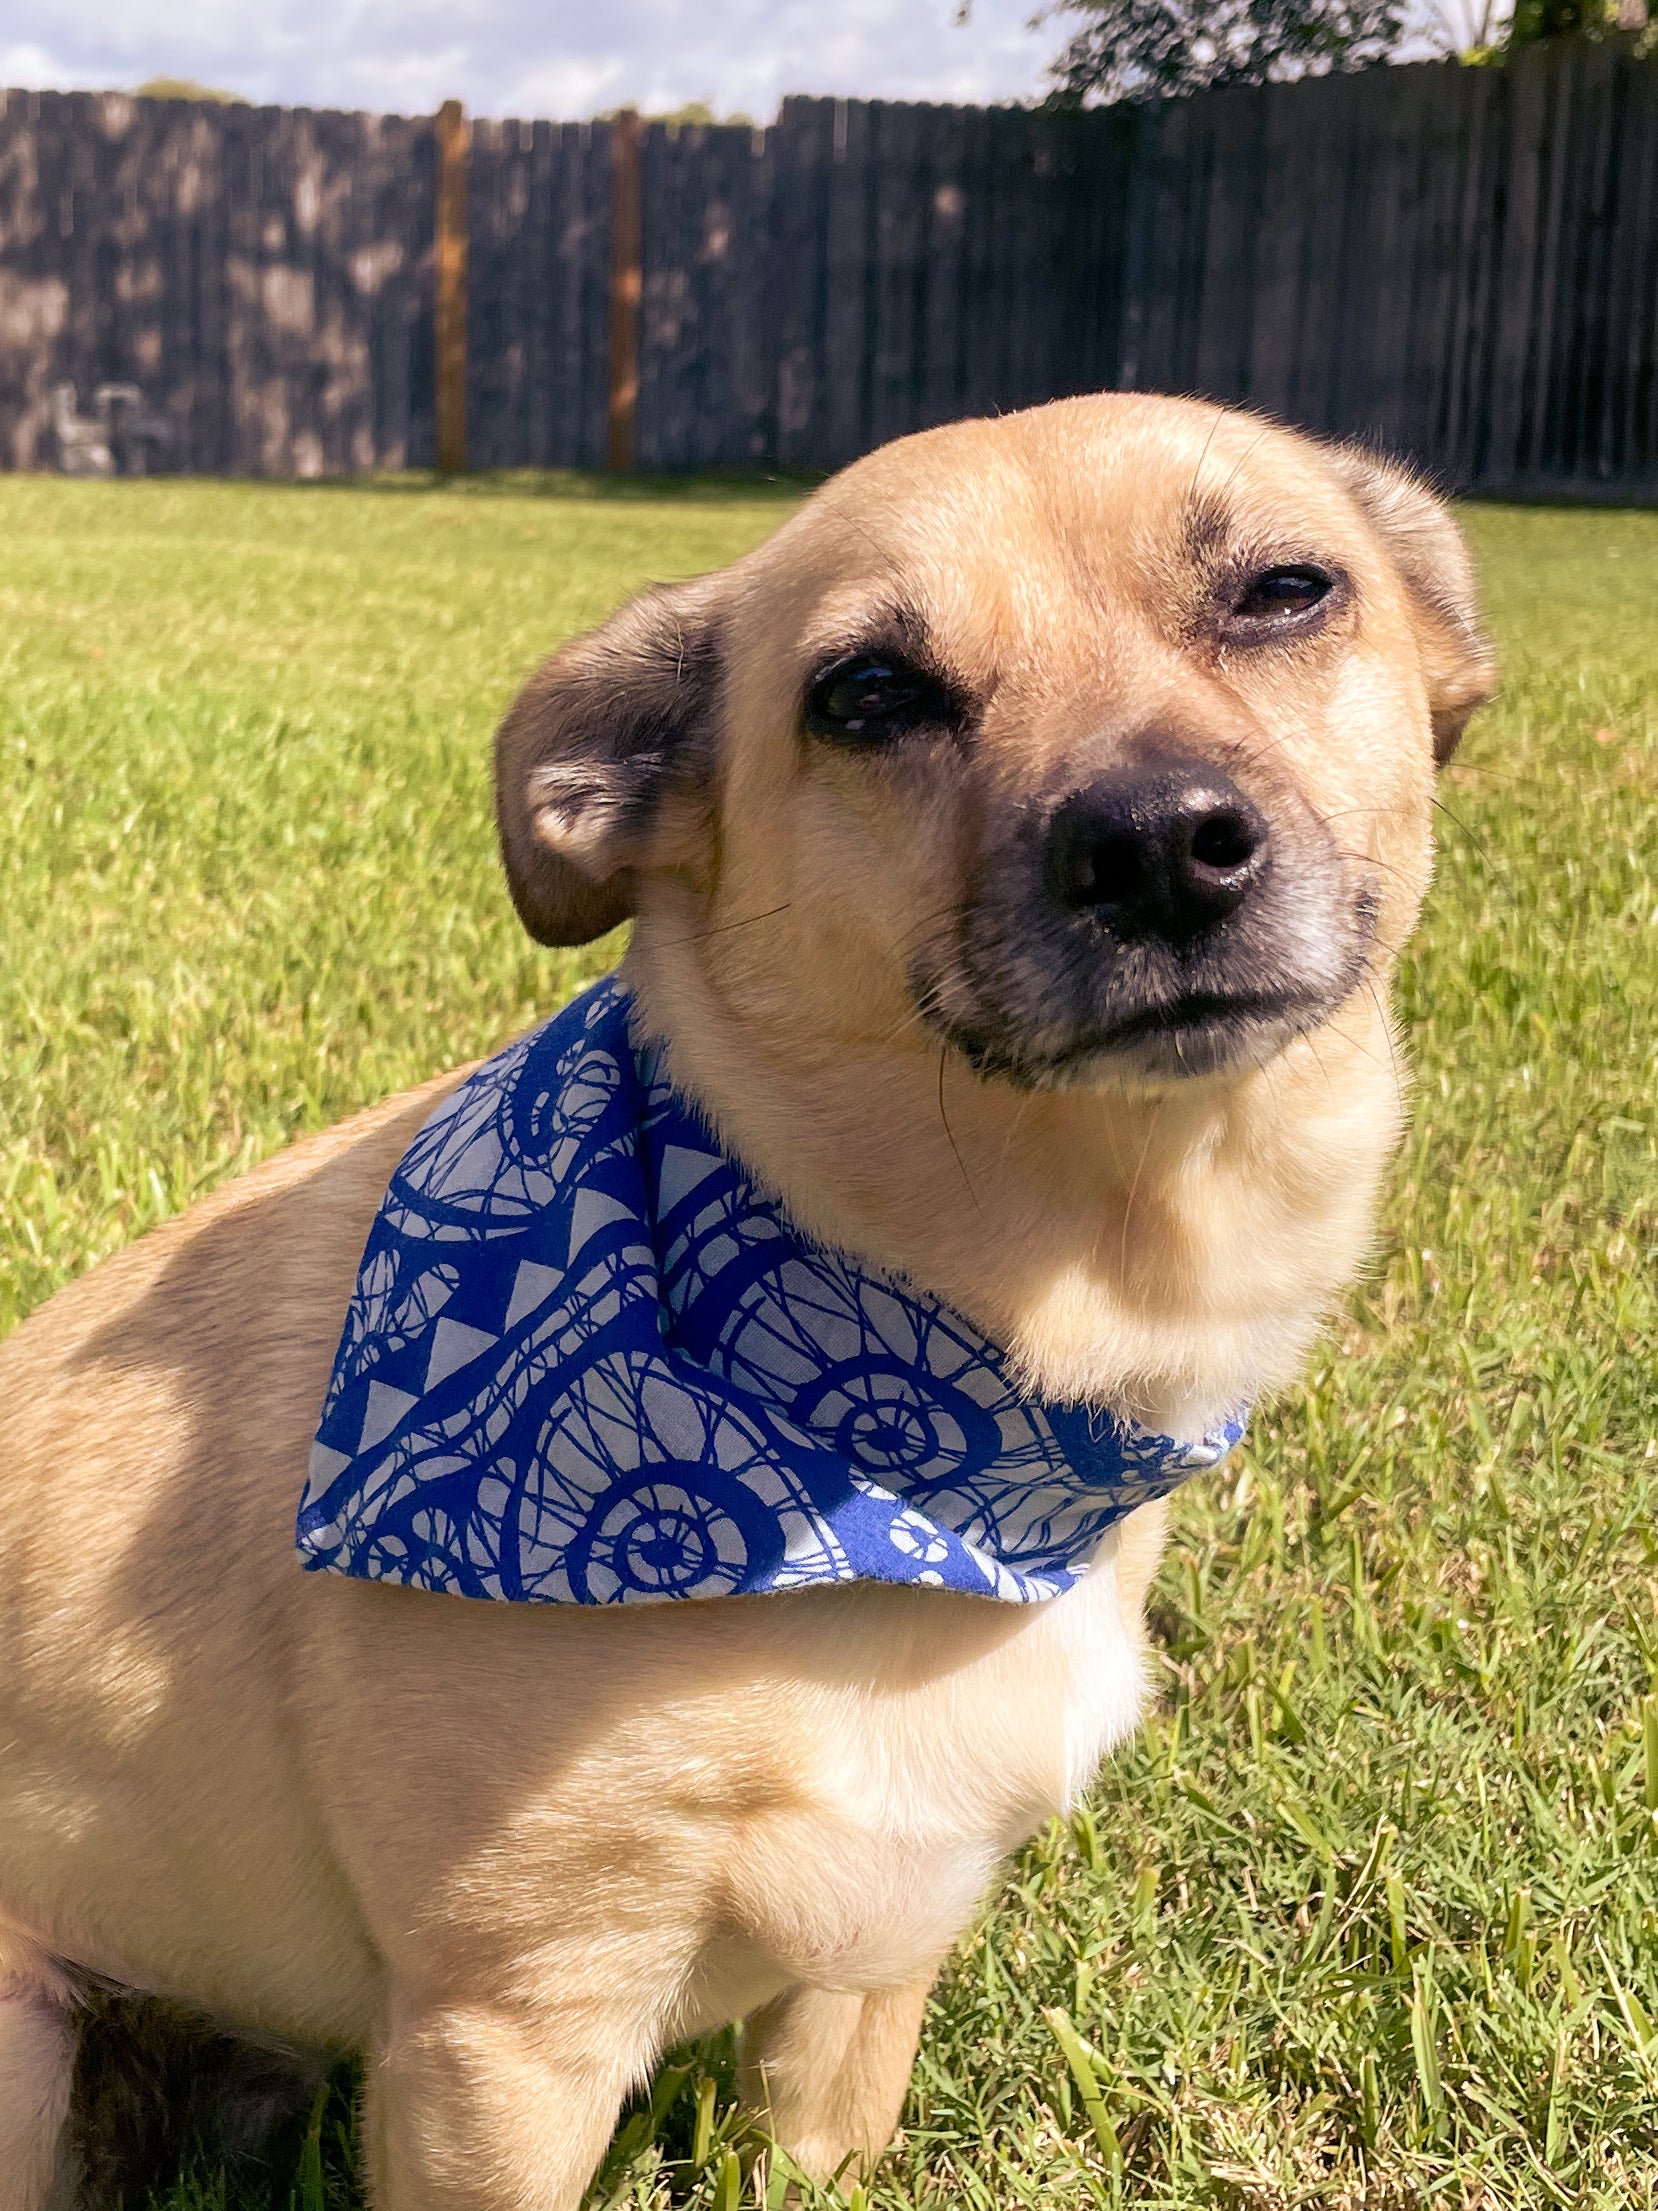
[913, 751, 1369, 1089]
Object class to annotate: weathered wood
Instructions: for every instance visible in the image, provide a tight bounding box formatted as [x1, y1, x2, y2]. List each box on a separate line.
[0, 88, 436, 474]
[1243, 83, 1308, 425]
[1008, 112, 1062, 411]
[816, 98, 872, 468]
[434, 98, 468, 473]
[634, 115, 773, 468]
[1406, 66, 1472, 470]
[1559, 44, 1622, 481]
[768, 99, 828, 464]
[1191, 84, 1264, 407]
[1442, 66, 1500, 483]
[606, 108, 642, 472]
[1359, 69, 1418, 450]
[2, 66, 1658, 491]
[1608, 56, 1658, 479]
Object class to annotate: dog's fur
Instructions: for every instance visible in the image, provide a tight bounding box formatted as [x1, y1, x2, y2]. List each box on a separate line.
[0, 396, 1493, 2209]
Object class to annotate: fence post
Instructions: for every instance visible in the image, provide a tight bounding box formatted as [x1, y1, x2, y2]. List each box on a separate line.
[435, 97, 469, 474]
[607, 109, 643, 472]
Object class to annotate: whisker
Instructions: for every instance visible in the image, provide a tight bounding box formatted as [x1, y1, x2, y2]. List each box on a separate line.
[893, 902, 966, 959]
[1361, 972, 1407, 1101]
[1430, 793, 1492, 867]
[812, 486, 905, 578]
[876, 999, 938, 1049]
[1328, 847, 1414, 885]
[653, 901, 794, 952]
[995, 1088, 1038, 1172]
[1117, 1100, 1165, 1286]
[1313, 804, 1394, 826]
[1294, 1025, 1341, 1108]
[1210, 420, 1276, 507]
[938, 1046, 980, 1211]
[1183, 411, 1227, 511]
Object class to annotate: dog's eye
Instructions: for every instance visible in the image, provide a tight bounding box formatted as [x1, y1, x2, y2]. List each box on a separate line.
[1231, 566, 1332, 623]
[804, 653, 951, 744]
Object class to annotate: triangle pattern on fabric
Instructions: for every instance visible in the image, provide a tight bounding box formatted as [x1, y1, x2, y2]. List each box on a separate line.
[424, 1317, 497, 1391]
[657, 1142, 723, 1215]
[505, 1259, 564, 1330]
[307, 1439, 350, 1487]
[566, 1186, 636, 1265]
[358, 1380, 417, 1453]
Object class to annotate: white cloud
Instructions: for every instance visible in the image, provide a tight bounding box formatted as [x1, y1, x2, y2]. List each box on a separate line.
[0, 0, 1055, 120]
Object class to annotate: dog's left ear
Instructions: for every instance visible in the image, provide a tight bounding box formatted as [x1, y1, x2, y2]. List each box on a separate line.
[495, 576, 724, 946]
[1325, 447, 1497, 765]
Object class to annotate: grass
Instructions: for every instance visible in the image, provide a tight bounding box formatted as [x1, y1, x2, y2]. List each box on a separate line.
[1, 477, 1655, 2209]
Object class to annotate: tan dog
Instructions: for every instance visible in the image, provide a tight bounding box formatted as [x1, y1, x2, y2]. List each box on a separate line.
[0, 394, 1492, 2210]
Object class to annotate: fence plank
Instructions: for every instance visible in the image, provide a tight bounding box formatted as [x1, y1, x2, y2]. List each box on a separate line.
[817, 99, 872, 468]
[918, 103, 968, 431]
[769, 101, 828, 464]
[1191, 85, 1265, 407]
[1409, 65, 1474, 477]
[1607, 56, 1658, 482]
[606, 109, 642, 471]
[1359, 68, 1422, 452]
[1560, 44, 1622, 481]
[434, 100, 468, 472]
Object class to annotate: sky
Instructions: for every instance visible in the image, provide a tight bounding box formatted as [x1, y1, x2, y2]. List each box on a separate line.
[0, 0, 1059, 122]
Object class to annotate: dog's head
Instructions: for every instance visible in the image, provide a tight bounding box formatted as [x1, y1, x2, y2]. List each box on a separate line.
[496, 396, 1492, 1093]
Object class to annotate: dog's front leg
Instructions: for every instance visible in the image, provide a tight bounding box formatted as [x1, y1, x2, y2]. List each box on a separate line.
[0, 1977, 76, 2211]
[739, 1975, 935, 2184]
[364, 1986, 644, 2211]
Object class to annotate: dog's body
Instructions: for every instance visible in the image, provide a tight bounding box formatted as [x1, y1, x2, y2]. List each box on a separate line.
[0, 396, 1492, 2209]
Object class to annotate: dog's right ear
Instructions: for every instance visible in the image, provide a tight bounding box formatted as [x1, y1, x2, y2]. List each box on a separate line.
[494, 577, 725, 946]
[1323, 445, 1497, 765]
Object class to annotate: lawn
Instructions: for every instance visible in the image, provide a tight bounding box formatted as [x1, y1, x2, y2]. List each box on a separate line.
[2, 474, 1655, 2210]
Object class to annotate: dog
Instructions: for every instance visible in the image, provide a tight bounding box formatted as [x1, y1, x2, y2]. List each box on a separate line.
[0, 393, 1493, 2209]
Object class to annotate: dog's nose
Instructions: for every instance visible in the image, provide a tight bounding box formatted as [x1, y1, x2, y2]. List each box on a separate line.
[1044, 761, 1270, 944]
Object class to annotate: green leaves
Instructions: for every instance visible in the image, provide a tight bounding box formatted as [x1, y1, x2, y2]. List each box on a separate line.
[1409, 1960, 1445, 2141]
[1045, 0, 1413, 107]
[1043, 2007, 1125, 2180]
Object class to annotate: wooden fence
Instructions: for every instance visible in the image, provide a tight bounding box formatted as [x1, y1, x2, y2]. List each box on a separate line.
[1, 45, 1655, 493]
[0, 91, 437, 474]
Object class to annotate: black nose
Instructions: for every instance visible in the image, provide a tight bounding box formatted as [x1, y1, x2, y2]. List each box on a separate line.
[1045, 760, 1271, 945]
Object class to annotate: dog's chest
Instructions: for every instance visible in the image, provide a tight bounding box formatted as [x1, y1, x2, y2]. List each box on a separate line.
[722, 1548, 1149, 1995]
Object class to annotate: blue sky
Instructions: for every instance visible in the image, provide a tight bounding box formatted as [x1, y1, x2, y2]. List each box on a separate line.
[0, 0, 1057, 121]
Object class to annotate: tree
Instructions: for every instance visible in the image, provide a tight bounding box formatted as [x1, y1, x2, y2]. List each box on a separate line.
[1042, 0, 1413, 103]
[1036, 0, 1651, 100]
[133, 78, 247, 103]
[1505, 0, 1649, 41]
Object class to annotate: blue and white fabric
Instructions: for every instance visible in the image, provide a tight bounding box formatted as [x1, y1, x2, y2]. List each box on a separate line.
[298, 977, 1245, 1607]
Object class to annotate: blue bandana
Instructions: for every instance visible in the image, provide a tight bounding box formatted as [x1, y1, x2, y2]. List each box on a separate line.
[298, 978, 1244, 1606]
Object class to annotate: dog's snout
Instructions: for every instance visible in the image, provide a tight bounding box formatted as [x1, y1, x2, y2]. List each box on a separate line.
[1044, 760, 1270, 945]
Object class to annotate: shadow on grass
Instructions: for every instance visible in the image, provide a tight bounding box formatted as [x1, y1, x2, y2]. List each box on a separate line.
[149, 2028, 744, 2211]
[166, 467, 826, 505]
[1457, 483, 1658, 513]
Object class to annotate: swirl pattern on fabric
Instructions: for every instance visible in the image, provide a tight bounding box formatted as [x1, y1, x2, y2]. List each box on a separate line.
[298, 977, 1246, 1605]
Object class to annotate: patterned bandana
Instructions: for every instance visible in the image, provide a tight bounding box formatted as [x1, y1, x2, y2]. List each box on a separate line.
[298, 977, 1245, 1607]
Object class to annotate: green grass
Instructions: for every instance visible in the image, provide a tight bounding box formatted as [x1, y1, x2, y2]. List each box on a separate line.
[2, 479, 1655, 2208]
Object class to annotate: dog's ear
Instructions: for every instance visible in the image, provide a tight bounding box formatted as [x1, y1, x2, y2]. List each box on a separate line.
[495, 576, 724, 946]
[1324, 447, 1497, 765]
